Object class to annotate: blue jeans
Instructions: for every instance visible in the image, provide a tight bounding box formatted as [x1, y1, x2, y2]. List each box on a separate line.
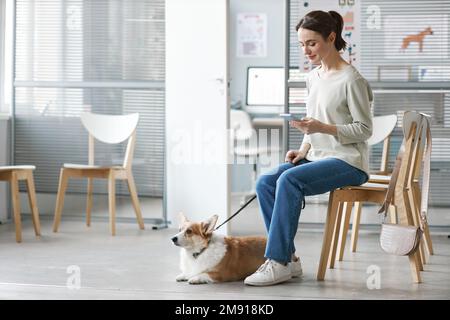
[255, 157, 368, 264]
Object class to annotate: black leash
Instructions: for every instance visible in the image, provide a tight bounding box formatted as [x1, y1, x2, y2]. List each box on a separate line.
[214, 195, 257, 231]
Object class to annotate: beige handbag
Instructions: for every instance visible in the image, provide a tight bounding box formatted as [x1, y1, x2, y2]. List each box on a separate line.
[380, 221, 423, 256]
[378, 113, 431, 256]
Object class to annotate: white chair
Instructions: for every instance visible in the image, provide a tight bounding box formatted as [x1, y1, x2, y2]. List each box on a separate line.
[230, 109, 280, 204]
[367, 114, 398, 175]
[0, 165, 41, 242]
[52, 113, 145, 236]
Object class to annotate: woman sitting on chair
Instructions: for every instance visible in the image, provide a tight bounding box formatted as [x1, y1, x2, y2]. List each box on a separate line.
[244, 10, 373, 286]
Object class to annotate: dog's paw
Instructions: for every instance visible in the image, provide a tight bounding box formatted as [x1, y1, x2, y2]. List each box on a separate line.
[176, 274, 188, 282]
[188, 274, 212, 285]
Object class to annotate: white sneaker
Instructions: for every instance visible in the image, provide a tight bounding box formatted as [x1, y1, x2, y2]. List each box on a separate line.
[244, 259, 292, 286]
[289, 258, 303, 278]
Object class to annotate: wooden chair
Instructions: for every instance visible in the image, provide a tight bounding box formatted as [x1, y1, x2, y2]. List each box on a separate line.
[0, 166, 41, 242]
[340, 115, 433, 264]
[52, 113, 145, 236]
[317, 111, 430, 283]
[345, 114, 397, 256]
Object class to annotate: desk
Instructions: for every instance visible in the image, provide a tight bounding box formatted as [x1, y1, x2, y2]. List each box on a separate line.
[252, 117, 283, 127]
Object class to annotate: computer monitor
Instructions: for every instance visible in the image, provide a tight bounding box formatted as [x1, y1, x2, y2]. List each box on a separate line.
[246, 67, 285, 106]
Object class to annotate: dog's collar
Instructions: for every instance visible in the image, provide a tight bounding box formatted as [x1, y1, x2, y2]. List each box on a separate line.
[192, 247, 207, 259]
[192, 240, 211, 259]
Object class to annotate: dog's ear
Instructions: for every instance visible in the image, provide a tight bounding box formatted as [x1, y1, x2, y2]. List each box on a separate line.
[178, 212, 188, 227]
[202, 214, 218, 235]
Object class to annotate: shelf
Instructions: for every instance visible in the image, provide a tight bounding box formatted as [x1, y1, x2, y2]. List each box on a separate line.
[369, 82, 450, 90]
[287, 81, 307, 88]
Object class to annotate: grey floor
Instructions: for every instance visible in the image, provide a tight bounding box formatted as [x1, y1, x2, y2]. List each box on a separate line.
[1, 213, 450, 300]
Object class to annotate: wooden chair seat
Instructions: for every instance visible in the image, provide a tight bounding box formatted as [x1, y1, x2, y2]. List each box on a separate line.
[343, 182, 389, 192]
[0, 166, 41, 242]
[0, 165, 36, 171]
[63, 163, 123, 170]
[368, 174, 391, 184]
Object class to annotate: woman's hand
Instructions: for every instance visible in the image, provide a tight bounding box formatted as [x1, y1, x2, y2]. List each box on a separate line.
[285, 150, 305, 164]
[289, 117, 323, 134]
[290, 117, 337, 136]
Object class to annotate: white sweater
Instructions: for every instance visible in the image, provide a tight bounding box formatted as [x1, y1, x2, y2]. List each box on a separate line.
[302, 64, 373, 176]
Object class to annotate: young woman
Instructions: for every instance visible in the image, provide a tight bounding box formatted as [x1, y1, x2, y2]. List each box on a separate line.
[244, 10, 373, 286]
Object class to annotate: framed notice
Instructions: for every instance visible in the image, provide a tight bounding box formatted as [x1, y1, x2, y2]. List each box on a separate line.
[237, 13, 267, 58]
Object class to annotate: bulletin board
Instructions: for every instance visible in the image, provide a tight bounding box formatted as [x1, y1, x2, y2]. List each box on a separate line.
[298, 0, 361, 73]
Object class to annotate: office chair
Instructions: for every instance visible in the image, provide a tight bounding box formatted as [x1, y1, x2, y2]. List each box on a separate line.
[230, 109, 280, 205]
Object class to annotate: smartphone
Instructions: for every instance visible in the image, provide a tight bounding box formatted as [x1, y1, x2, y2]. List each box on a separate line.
[279, 113, 304, 121]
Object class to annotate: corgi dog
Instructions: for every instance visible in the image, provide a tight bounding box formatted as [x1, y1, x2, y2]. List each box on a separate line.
[171, 213, 266, 284]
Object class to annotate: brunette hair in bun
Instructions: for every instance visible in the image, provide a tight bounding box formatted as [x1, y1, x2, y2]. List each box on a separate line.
[296, 10, 347, 51]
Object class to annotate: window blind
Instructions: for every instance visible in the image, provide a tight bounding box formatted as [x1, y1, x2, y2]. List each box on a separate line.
[14, 0, 165, 197]
[0, 0, 5, 112]
[288, 0, 450, 206]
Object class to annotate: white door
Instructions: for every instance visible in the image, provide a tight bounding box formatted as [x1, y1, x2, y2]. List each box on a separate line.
[165, 0, 230, 234]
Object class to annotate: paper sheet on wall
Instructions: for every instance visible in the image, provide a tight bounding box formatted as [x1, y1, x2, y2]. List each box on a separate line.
[237, 13, 267, 58]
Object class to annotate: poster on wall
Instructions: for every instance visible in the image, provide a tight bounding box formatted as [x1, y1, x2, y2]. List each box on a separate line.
[298, 0, 361, 73]
[237, 13, 267, 58]
[384, 14, 448, 59]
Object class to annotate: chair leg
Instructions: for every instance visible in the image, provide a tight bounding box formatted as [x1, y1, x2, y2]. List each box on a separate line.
[329, 201, 344, 269]
[338, 202, 354, 261]
[10, 172, 22, 243]
[419, 240, 427, 267]
[410, 184, 429, 265]
[413, 183, 433, 255]
[399, 189, 423, 283]
[423, 221, 434, 255]
[409, 251, 422, 283]
[317, 191, 339, 281]
[86, 178, 93, 227]
[126, 172, 145, 230]
[108, 171, 116, 236]
[25, 170, 41, 236]
[53, 169, 69, 232]
[350, 201, 362, 252]
[407, 188, 424, 271]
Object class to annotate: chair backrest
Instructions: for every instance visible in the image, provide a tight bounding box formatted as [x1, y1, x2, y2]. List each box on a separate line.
[80, 113, 139, 169]
[380, 111, 431, 224]
[81, 113, 139, 144]
[367, 114, 397, 174]
[230, 109, 254, 141]
[404, 112, 431, 183]
[367, 114, 397, 146]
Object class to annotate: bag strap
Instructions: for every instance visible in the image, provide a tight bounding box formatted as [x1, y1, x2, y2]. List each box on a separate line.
[378, 146, 403, 216]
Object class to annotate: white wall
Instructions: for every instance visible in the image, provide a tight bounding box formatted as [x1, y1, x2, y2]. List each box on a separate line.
[0, 0, 5, 113]
[229, 0, 284, 109]
[0, 0, 8, 222]
[230, 0, 284, 193]
[0, 117, 9, 222]
[165, 0, 230, 232]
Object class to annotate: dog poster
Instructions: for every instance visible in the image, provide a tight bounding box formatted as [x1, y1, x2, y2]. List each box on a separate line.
[384, 14, 448, 59]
